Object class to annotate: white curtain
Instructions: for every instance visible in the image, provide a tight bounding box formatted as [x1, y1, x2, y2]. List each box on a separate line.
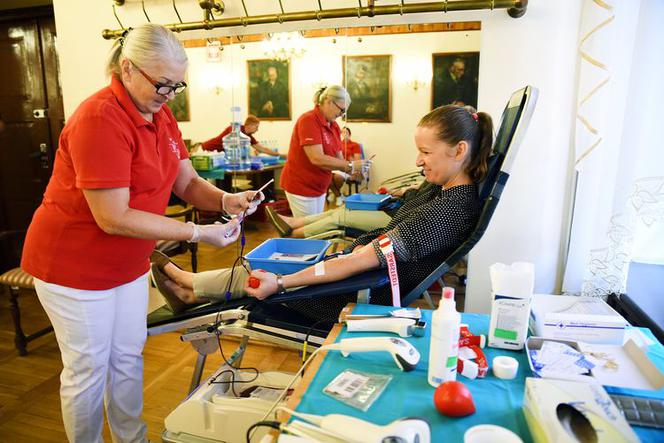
[563, 0, 664, 297]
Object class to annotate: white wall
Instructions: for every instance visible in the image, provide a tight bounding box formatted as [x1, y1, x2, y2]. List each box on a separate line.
[179, 30, 480, 188]
[51, 0, 581, 312]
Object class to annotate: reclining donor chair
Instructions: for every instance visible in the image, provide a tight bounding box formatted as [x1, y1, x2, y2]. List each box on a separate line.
[147, 85, 539, 391]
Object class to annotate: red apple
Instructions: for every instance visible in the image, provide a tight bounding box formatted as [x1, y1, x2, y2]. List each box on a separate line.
[433, 381, 476, 417]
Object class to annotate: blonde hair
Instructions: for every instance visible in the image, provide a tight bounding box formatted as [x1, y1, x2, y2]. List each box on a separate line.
[106, 24, 188, 77]
[314, 85, 352, 106]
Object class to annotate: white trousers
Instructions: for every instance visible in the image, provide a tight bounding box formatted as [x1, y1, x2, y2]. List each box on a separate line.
[34, 273, 149, 443]
[285, 191, 326, 218]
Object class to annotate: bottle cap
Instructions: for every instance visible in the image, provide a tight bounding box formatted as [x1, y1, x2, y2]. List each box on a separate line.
[442, 287, 455, 300]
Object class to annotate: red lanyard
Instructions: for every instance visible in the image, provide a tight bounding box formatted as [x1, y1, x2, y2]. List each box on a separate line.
[377, 234, 400, 307]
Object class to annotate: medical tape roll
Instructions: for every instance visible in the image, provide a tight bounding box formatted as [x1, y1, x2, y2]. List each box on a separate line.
[492, 356, 519, 380]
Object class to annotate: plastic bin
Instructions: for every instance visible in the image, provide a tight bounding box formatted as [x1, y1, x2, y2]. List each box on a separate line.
[344, 193, 391, 211]
[245, 238, 330, 274]
[252, 156, 281, 166]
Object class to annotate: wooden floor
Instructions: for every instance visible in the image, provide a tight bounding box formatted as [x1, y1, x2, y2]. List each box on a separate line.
[0, 217, 459, 442]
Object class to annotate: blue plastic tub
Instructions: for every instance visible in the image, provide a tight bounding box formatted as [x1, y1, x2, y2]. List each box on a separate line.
[251, 156, 281, 166]
[245, 238, 330, 274]
[344, 193, 391, 211]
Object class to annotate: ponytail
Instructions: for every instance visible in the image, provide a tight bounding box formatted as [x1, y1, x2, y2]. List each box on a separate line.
[467, 111, 493, 183]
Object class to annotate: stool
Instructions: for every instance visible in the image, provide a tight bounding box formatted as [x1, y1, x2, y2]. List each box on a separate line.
[0, 268, 53, 356]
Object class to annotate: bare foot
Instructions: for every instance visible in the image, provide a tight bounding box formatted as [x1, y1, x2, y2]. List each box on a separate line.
[279, 214, 303, 230]
[163, 263, 194, 289]
[163, 280, 205, 304]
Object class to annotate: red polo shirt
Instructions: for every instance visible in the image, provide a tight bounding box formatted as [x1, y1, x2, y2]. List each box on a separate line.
[201, 125, 258, 152]
[280, 106, 342, 197]
[21, 76, 189, 290]
[342, 140, 363, 160]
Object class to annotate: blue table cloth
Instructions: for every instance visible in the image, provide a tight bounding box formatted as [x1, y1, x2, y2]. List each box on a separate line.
[293, 304, 664, 442]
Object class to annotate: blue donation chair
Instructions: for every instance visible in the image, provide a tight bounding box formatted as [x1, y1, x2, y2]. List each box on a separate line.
[146, 86, 538, 390]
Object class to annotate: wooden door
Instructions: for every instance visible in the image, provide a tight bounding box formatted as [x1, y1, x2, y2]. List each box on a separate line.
[0, 13, 63, 272]
[0, 16, 63, 232]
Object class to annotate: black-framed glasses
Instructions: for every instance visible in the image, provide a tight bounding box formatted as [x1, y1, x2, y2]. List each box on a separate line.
[332, 100, 347, 115]
[131, 61, 187, 96]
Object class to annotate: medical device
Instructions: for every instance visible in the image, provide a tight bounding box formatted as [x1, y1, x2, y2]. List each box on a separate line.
[345, 317, 426, 337]
[343, 307, 422, 320]
[322, 337, 420, 372]
[163, 364, 297, 443]
[278, 407, 431, 443]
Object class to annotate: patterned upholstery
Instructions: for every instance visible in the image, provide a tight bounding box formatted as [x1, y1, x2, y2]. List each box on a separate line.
[0, 268, 34, 289]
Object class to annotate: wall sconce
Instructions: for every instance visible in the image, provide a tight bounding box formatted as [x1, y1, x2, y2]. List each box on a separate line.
[406, 79, 427, 91]
[399, 60, 432, 92]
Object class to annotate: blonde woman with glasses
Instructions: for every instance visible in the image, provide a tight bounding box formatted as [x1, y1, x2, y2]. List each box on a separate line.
[21, 24, 263, 442]
[280, 85, 371, 217]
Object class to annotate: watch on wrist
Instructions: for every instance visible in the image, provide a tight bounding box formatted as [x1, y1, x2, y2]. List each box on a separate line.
[276, 274, 286, 294]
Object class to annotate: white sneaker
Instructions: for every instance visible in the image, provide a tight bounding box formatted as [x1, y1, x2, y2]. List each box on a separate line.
[336, 196, 345, 206]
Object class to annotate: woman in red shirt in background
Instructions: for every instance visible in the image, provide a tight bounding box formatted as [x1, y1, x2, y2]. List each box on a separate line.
[21, 24, 261, 442]
[329, 126, 364, 204]
[280, 85, 366, 217]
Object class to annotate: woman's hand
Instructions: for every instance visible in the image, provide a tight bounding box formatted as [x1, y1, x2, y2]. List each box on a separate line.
[222, 191, 265, 216]
[244, 270, 278, 300]
[197, 219, 241, 247]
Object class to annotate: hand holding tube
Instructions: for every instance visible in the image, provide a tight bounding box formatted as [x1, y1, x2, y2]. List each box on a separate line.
[192, 219, 241, 247]
[222, 191, 265, 216]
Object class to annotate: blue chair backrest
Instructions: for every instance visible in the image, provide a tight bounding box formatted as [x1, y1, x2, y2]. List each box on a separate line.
[401, 86, 539, 307]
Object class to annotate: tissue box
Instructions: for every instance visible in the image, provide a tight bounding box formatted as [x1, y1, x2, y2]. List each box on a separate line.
[523, 377, 638, 443]
[191, 154, 225, 171]
[529, 294, 627, 345]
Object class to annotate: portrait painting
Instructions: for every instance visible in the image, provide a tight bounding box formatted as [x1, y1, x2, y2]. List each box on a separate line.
[431, 52, 479, 110]
[342, 55, 391, 123]
[166, 80, 190, 122]
[247, 59, 291, 120]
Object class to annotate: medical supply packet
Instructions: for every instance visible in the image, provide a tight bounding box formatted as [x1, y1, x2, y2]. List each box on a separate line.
[526, 337, 664, 391]
[323, 369, 392, 411]
[523, 377, 639, 443]
[488, 262, 534, 350]
[529, 294, 627, 345]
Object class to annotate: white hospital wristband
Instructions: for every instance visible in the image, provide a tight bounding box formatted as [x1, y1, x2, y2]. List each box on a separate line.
[221, 192, 230, 213]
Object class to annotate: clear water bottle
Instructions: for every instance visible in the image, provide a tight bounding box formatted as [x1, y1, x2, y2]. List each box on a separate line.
[222, 106, 251, 170]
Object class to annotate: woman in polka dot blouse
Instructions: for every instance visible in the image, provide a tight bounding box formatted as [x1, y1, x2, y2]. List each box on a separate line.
[155, 105, 494, 320]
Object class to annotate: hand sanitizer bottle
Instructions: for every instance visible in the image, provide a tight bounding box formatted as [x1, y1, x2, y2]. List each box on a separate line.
[428, 287, 461, 387]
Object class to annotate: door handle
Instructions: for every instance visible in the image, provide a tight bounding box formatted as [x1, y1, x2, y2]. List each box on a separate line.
[39, 143, 50, 168]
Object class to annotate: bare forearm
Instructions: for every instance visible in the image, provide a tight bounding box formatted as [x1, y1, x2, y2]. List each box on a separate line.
[98, 207, 192, 241]
[310, 154, 349, 172]
[253, 143, 279, 156]
[282, 245, 378, 289]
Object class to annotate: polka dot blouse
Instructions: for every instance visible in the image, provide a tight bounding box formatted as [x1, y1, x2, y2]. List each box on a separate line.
[353, 183, 481, 305]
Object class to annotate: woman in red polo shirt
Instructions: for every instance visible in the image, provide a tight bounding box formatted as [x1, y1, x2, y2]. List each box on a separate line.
[280, 85, 367, 217]
[20, 24, 261, 443]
